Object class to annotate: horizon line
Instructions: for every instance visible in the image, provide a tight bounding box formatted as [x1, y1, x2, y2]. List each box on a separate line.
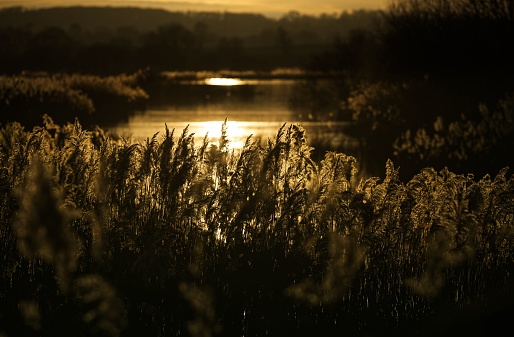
[0, 3, 385, 19]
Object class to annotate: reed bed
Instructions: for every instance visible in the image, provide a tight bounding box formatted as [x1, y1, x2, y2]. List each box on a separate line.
[0, 73, 148, 127]
[0, 116, 513, 337]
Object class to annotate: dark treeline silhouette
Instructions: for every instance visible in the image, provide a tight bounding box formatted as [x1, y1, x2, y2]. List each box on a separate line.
[382, 0, 514, 77]
[308, 0, 514, 78]
[0, 6, 381, 73]
[297, 0, 514, 179]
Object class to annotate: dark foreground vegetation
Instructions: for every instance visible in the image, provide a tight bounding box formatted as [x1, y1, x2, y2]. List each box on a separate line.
[1, 117, 514, 337]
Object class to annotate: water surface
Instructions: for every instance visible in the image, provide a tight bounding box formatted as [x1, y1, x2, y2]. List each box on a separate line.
[109, 76, 355, 150]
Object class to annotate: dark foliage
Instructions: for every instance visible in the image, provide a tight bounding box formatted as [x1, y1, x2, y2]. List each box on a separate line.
[0, 73, 148, 128]
[0, 7, 381, 74]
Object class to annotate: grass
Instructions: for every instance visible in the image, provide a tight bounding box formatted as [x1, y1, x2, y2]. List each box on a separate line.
[0, 72, 148, 128]
[1, 116, 513, 337]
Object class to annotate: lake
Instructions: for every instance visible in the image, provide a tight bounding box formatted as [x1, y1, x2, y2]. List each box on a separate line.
[108, 74, 358, 155]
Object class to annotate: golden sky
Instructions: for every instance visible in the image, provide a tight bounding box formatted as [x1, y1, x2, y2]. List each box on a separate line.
[0, 0, 387, 16]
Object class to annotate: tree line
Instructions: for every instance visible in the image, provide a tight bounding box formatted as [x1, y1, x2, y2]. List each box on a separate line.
[0, 6, 381, 74]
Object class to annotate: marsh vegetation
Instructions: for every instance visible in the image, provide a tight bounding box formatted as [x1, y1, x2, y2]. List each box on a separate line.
[1, 1, 514, 336]
[1, 116, 514, 336]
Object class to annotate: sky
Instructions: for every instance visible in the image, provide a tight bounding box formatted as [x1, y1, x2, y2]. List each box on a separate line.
[0, 0, 387, 17]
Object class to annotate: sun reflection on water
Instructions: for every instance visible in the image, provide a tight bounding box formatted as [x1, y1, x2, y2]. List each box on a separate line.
[199, 120, 250, 149]
[204, 77, 244, 86]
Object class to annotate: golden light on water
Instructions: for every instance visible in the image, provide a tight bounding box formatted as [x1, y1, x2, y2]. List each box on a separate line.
[199, 120, 248, 149]
[204, 77, 244, 86]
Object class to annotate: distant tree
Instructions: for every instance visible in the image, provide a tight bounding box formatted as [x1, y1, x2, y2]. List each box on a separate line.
[215, 37, 245, 68]
[280, 10, 302, 22]
[116, 25, 141, 46]
[68, 22, 82, 39]
[0, 27, 32, 73]
[26, 27, 76, 72]
[193, 21, 209, 50]
[77, 42, 137, 75]
[217, 36, 244, 55]
[140, 23, 196, 70]
[275, 26, 293, 55]
[382, 0, 514, 76]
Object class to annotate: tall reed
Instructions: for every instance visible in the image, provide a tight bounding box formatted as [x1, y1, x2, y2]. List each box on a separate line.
[1, 116, 513, 336]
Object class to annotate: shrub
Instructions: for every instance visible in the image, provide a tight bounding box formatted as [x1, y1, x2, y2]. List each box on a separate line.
[0, 72, 148, 127]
